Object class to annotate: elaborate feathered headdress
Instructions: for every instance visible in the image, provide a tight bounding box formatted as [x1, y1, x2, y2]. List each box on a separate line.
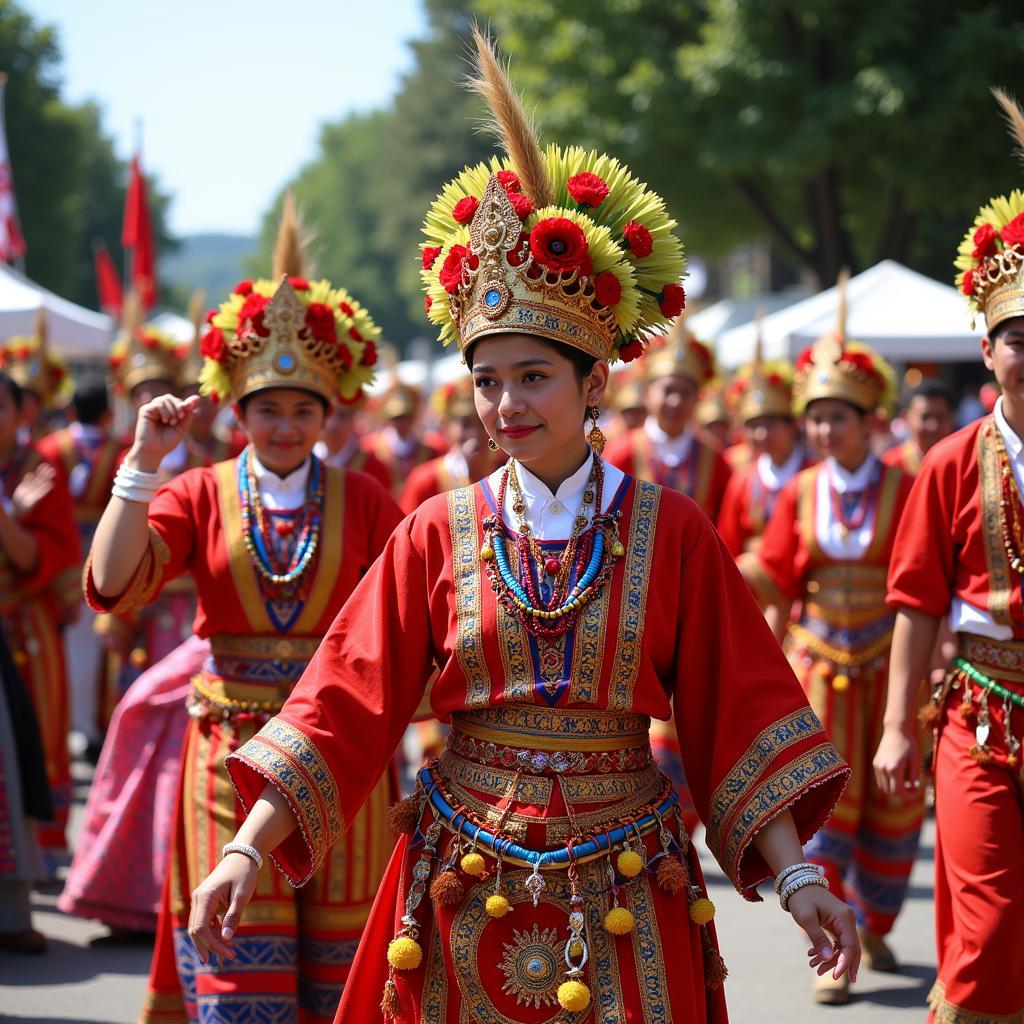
[198, 192, 380, 405]
[643, 310, 715, 385]
[109, 292, 184, 396]
[420, 29, 686, 363]
[955, 88, 1024, 331]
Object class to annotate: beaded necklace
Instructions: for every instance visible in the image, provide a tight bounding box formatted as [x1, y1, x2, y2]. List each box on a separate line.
[238, 448, 324, 595]
[992, 427, 1024, 575]
[828, 457, 881, 539]
[481, 457, 625, 641]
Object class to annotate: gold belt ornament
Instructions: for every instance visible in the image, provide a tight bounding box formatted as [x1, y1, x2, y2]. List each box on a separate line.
[958, 632, 1024, 683]
[452, 705, 651, 752]
[208, 633, 322, 661]
[804, 564, 889, 626]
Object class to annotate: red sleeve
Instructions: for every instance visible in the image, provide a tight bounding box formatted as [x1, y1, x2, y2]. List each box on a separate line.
[13, 462, 81, 593]
[355, 470, 404, 557]
[399, 462, 438, 516]
[706, 451, 732, 522]
[670, 502, 849, 897]
[603, 432, 637, 476]
[716, 467, 748, 557]
[227, 514, 436, 884]
[887, 449, 958, 617]
[750, 475, 803, 603]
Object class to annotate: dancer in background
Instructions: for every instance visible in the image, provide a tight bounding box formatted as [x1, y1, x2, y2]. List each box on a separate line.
[882, 378, 956, 476]
[314, 396, 393, 491]
[363, 380, 437, 497]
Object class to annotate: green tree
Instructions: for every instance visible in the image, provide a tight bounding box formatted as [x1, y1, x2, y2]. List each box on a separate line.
[477, 0, 1024, 286]
[0, 0, 175, 309]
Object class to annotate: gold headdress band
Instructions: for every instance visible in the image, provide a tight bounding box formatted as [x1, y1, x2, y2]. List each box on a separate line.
[734, 314, 795, 422]
[110, 291, 184, 395]
[643, 310, 715, 385]
[1, 307, 71, 407]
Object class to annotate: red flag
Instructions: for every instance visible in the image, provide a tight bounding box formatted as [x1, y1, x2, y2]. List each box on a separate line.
[0, 74, 27, 263]
[93, 241, 123, 315]
[122, 154, 158, 310]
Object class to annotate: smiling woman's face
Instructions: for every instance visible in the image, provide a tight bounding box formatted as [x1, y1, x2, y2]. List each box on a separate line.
[237, 388, 326, 475]
[469, 334, 606, 467]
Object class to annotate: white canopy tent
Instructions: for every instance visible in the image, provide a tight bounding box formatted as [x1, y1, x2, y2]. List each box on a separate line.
[0, 262, 114, 359]
[707, 261, 984, 370]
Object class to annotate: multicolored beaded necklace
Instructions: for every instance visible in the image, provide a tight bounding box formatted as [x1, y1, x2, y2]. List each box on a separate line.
[237, 447, 324, 599]
[828, 457, 881, 539]
[480, 457, 625, 641]
[992, 426, 1024, 575]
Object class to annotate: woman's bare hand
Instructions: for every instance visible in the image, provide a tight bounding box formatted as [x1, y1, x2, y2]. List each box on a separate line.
[187, 853, 259, 964]
[786, 885, 860, 982]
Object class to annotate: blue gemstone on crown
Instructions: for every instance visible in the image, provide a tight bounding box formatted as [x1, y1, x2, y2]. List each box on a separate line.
[279, 354, 295, 370]
[485, 289, 501, 308]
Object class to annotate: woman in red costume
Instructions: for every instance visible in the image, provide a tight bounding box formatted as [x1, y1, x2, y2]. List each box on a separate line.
[746, 295, 919, 1005]
[876, 89, 1024, 1024]
[84, 211, 402, 1023]
[189, 33, 859, 1024]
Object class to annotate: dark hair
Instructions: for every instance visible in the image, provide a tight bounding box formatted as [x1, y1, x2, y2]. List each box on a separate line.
[991, 315, 1024, 342]
[906, 378, 954, 411]
[0, 371, 22, 409]
[805, 396, 869, 418]
[466, 335, 598, 382]
[237, 388, 329, 415]
[72, 376, 110, 425]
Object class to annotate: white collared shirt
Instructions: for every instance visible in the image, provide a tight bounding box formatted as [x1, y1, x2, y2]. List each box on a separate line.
[384, 424, 418, 459]
[315, 437, 360, 470]
[251, 454, 311, 511]
[443, 448, 469, 483]
[487, 451, 625, 540]
[814, 454, 879, 559]
[949, 399, 1023, 640]
[756, 446, 805, 492]
[643, 417, 693, 468]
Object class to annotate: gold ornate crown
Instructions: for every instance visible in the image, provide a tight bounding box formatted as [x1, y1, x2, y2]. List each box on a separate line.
[643, 314, 716, 385]
[199, 195, 380, 405]
[421, 30, 686, 364]
[793, 273, 896, 414]
[0, 309, 71, 407]
[955, 89, 1024, 332]
[609, 371, 646, 413]
[696, 381, 731, 428]
[730, 324, 794, 422]
[378, 380, 422, 420]
[109, 295, 184, 396]
[430, 377, 474, 421]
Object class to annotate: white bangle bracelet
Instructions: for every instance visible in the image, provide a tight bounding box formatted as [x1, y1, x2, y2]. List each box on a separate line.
[115, 464, 161, 487]
[773, 861, 822, 894]
[112, 484, 156, 504]
[779, 873, 828, 912]
[222, 842, 263, 870]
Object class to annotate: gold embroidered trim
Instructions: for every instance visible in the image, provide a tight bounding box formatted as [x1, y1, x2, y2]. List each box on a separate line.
[958, 633, 1024, 682]
[929, 980, 1024, 1024]
[448, 485, 491, 707]
[437, 753, 554, 805]
[453, 704, 649, 750]
[85, 525, 172, 614]
[786, 622, 894, 667]
[979, 418, 1013, 626]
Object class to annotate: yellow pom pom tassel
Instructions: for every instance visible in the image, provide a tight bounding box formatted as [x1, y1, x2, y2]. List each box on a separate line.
[485, 893, 511, 918]
[604, 906, 635, 935]
[557, 979, 591, 1012]
[480, 544, 495, 561]
[689, 897, 716, 926]
[616, 850, 644, 878]
[611, 540, 625, 557]
[130, 647, 149, 668]
[386, 937, 423, 971]
[460, 851, 486, 876]
[832, 674, 850, 692]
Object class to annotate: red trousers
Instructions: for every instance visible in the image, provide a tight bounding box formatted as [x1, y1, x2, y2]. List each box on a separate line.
[929, 680, 1024, 1022]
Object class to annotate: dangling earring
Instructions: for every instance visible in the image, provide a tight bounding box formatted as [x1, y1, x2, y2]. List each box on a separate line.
[587, 405, 606, 456]
[487, 437, 500, 452]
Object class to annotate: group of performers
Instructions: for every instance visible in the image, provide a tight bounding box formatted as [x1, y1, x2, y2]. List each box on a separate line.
[0, 29, 1021, 1024]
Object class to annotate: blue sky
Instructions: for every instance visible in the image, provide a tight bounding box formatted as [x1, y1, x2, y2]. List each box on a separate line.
[25, 0, 427, 236]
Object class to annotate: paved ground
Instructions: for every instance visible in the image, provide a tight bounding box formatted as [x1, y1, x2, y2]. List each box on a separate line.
[0, 759, 937, 1023]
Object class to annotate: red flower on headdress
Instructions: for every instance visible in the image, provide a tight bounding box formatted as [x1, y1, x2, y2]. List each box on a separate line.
[439, 244, 469, 294]
[623, 221, 653, 258]
[567, 172, 609, 209]
[422, 246, 442, 270]
[205, 309, 217, 324]
[338, 344, 353, 370]
[238, 292, 272, 337]
[507, 230, 530, 268]
[658, 284, 686, 317]
[619, 340, 644, 362]
[304, 302, 337, 344]
[200, 327, 228, 363]
[529, 217, 589, 272]
[796, 347, 814, 371]
[496, 170, 521, 193]
[348, 327, 362, 343]
[841, 352, 882, 387]
[594, 271, 621, 307]
[141, 332, 159, 350]
[766, 372, 784, 387]
[361, 340, 378, 366]
[1001, 213, 1024, 248]
[972, 223, 999, 260]
[690, 339, 711, 365]
[109, 353, 125, 371]
[234, 280, 254, 296]
[452, 196, 479, 224]
[507, 192, 534, 219]
[961, 269, 976, 296]
[338, 300, 355, 317]
[424, 295, 433, 312]
[289, 276, 310, 291]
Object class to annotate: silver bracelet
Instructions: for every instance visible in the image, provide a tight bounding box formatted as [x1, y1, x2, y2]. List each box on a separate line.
[773, 861, 822, 895]
[222, 841, 263, 870]
[779, 872, 828, 912]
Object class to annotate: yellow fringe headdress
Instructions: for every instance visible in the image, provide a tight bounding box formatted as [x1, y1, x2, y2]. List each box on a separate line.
[955, 88, 1024, 332]
[793, 271, 896, 415]
[420, 29, 686, 364]
[1, 308, 72, 407]
[728, 316, 795, 422]
[198, 193, 380, 405]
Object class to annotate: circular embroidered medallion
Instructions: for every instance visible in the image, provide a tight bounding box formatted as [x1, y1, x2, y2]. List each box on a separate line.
[499, 923, 561, 1008]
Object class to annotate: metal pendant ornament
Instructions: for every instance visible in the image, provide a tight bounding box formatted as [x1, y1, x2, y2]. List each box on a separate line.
[586, 404, 606, 456]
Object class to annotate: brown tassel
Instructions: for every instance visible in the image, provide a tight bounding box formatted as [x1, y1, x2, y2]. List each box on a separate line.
[388, 795, 420, 835]
[655, 854, 689, 896]
[959, 697, 977, 725]
[701, 929, 729, 989]
[380, 979, 399, 1018]
[969, 744, 994, 764]
[918, 701, 942, 730]
[429, 868, 465, 907]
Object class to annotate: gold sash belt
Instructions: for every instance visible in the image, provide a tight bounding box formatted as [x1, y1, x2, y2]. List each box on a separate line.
[958, 632, 1024, 684]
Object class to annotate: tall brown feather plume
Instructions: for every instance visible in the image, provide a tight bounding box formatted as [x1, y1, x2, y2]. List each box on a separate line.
[835, 267, 850, 341]
[992, 87, 1024, 166]
[121, 288, 143, 338]
[33, 305, 47, 353]
[186, 289, 206, 343]
[467, 26, 553, 208]
[272, 190, 307, 280]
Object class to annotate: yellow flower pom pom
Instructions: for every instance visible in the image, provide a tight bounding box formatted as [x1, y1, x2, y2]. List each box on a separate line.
[616, 850, 644, 878]
[386, 937, 423, 971]
[485, 894, 511, 918]
[557, 979, 591, 1013]
[604, 906, 635, 934]
[832, 674, 850, 692]
[480, 544, 495, 561]
[689, 897, 716, 926]
[460, 852, 486, 876]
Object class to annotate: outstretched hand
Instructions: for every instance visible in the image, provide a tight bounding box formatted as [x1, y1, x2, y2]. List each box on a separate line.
[786, 885, 860, 982]
[187, 853, 259, 964]
[873, 726, 921, 797]
[12, 462, 56, 519]
[131, 393, 201, 467]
